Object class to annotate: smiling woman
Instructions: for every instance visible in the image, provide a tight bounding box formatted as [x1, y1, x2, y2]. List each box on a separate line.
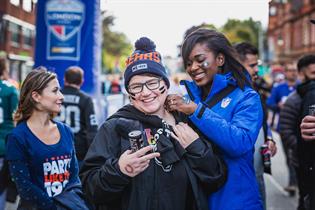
[79, 37, 227, 210]
[166, 29, 264, 210]
[6, 67, 86, 209]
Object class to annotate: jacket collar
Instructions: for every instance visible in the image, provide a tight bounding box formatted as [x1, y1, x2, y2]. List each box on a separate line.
[297, 80, 315, 97]
[181, 73, 236, 103]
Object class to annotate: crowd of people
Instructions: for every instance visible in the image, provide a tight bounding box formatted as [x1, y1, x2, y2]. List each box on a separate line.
[0, 28, 315, 210]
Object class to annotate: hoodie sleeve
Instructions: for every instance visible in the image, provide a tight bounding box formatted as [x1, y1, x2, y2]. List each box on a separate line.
[6, 135, 56, 210]
[79, 119, 131, 205]
[189, 90, 263, 158]
[185, 138, 227, 193]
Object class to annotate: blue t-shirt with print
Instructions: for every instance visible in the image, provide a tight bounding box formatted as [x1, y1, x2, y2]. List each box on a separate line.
[6, 120, 79, 209]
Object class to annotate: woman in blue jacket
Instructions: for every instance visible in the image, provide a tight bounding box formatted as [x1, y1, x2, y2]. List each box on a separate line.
[167, 29, 263, 210]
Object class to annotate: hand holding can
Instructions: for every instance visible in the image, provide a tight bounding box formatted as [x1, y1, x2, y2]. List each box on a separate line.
[309, 105, 315, 136]
[300, 105, 315, 140]
[128, 130, 144, 153]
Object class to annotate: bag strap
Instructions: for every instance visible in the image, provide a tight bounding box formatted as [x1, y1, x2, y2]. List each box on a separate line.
[205, 85, 236, 108]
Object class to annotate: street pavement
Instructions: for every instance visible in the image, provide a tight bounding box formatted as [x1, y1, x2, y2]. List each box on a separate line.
[266, 131, 298, 210]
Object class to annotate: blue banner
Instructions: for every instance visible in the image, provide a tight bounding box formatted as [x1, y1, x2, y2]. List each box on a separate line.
[35, 0, 101, 95]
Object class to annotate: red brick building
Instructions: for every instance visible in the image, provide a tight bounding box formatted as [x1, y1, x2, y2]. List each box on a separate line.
[268, 0, 315, 64]
[0, 0, 36, 82]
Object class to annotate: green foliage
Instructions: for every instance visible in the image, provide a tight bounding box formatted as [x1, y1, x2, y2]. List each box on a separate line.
[221, 18, 260, 47]
[102, 11, 133, 74]
[183, 18, 260, 48]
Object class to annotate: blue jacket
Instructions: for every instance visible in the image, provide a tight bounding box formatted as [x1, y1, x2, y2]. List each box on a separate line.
[266, 82, 297, 131]
[182, 73, 263, 210]
[267, 82, 297, 113]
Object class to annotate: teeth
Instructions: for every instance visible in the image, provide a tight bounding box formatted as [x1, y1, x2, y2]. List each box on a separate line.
[143, 98, 155, 103]
[194, 73, 205, 80]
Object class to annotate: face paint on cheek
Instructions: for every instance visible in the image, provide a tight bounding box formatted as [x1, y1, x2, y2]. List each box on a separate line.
[129, 92, 136, 100]
[200, 61, 209, 69]
[159, 86, 166, 94]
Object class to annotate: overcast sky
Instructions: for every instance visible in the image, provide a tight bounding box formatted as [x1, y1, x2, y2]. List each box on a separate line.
[101, 0, 270, 57]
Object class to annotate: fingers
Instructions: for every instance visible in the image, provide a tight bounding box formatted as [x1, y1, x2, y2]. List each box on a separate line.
[302, 134, 315, 141]
[166, 94, 183, 107]
[170, 132, 180, 141]
[133, 145, 154, 157]
[119, 146, 159, 177]
[300, 121, 315, 129]
[138, 152, 160, 162]
[301, 115, 315, 123]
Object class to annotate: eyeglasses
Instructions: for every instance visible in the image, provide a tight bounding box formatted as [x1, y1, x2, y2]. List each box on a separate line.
[249, 62, 258, 68]
[128, 77, 162, 94]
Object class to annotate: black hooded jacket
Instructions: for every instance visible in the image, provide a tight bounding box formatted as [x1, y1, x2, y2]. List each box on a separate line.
[79, 105, 227, 210]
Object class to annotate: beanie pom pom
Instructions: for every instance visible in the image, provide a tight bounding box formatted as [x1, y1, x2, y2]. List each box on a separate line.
[135, 37, 156, 52]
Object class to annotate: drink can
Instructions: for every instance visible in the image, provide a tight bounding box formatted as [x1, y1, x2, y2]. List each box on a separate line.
[309, 104, 315, 116]
[260, 144, 271, 174]
[128, 130, 144, 153]
[309, 105, 315, 136]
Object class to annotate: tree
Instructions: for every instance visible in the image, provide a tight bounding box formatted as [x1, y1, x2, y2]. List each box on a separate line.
[221, 18, 259, 47]
[101, 11, 132, 74]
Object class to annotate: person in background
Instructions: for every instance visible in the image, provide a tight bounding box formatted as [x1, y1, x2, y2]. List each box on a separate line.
[166, 29, 263, 210]
[6, 67, 82, 209]
[234, 42, 277, 210]
[0, 57, 19, 210]
[56, 66, 98, 165]
[80, 37, 227, 210]
[267, 63, 299, 195]
[280, 54, 315, 209]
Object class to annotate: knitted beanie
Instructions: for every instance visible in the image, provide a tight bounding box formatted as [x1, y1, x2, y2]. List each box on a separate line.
[124, 37, 170, 90]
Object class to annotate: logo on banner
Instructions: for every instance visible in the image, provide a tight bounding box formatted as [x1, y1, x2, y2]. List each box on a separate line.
[45, 0, 85, 60]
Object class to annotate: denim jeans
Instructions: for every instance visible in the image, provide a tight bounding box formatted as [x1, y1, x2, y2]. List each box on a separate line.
[254, 128, 266, 210]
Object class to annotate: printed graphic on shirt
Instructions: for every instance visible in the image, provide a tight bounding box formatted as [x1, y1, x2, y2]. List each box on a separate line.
[144, 120, 173, 172]
[43, 155, 71, 197]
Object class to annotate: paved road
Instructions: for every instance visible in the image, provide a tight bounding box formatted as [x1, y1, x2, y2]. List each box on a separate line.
[266, 131, 298, 210]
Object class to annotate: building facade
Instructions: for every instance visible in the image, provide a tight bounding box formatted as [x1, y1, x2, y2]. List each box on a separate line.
[268, 0, 315, 64]
[0, 0, 36, 83]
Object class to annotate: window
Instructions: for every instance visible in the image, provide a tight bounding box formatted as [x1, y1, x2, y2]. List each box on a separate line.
[23, 0, 32, 12]
[10, 0, 19, 6]
[9, 22, 20, 47]
[22, 28, 32, 48]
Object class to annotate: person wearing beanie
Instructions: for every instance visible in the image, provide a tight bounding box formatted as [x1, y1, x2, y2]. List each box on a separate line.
[80, 37, 227, 210]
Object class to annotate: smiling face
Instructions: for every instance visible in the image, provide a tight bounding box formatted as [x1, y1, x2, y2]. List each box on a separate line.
[32, 78, 64, 114]
[128, 74, 168, 115]
[185, 42, 223, 87]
